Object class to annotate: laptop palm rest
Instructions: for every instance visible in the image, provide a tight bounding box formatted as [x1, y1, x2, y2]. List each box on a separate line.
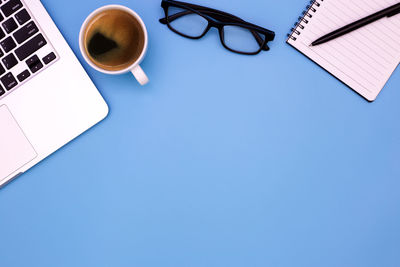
[0, 105, 37, 180]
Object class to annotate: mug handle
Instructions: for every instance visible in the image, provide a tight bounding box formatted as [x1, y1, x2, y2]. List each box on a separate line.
[131, 65, 149, 86]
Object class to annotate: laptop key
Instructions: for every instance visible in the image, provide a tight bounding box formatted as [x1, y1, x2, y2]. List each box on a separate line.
[1, 72, 18, 91]
[2, 53, 17, 69]
[2, 17, 18, 34]
[0, 85, 5, 96]
[43, 52, 56, 65]
[0, 48, 4, 58]
[13, 21, 38, 44]
[1, 36, 16, 53]
[0, 27, 5, 41]
[15, 9, 30, 25]
[17, 69, 30, 82]
[26, 55, 43, 73]
[0, 12, 4, 23]
[1, 0, 23, 17]
[0, 63, 5, 76]
[15, 34, 47, 61]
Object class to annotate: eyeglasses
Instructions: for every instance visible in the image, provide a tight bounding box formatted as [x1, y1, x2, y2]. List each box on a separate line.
[159, 0, 275, 55]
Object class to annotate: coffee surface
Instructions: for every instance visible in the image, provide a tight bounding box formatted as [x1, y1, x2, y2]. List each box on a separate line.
[84, 9, 145, 71]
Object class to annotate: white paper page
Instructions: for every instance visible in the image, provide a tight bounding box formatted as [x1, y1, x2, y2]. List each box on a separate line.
[288, 0, 400, 101]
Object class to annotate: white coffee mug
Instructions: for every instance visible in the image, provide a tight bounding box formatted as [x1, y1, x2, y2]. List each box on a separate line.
[79, 5, 149, 85]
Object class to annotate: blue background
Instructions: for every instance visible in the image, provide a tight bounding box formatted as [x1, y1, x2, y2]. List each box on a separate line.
[1, 0, 400, 266]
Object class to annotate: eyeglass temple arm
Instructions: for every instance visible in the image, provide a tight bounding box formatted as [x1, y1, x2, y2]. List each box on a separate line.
[160, 10, 268, 50]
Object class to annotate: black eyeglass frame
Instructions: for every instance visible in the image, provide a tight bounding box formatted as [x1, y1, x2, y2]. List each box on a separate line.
[159, 0, 275, 55]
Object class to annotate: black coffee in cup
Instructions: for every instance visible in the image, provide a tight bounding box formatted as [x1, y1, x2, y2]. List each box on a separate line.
[83, 9, 145, 72]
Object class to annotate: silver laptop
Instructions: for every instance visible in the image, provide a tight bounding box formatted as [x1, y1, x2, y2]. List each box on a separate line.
[0, 0, 109, 187]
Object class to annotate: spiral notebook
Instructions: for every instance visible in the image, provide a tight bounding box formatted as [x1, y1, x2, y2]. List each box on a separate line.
[287, 0, 400, 101]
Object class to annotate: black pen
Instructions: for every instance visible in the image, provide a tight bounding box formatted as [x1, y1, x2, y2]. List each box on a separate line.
[311, 2, 400, 46]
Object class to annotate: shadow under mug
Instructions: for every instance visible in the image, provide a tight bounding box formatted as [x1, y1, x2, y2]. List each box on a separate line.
[79, 5, 149, 85]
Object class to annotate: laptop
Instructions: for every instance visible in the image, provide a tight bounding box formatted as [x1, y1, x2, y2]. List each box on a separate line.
[0, 0, 109, 188]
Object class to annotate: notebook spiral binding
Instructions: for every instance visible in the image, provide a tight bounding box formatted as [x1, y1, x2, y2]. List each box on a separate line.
[287, 0, 323, 41]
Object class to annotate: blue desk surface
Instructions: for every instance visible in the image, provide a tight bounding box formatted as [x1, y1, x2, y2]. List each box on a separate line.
[1, 0, 400, 266]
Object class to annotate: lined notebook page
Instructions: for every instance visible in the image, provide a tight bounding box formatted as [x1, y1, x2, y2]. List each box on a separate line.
[287, 0, 400, 101]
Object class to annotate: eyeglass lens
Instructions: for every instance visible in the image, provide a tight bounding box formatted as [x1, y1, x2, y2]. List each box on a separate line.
[167, 6, 209, 38]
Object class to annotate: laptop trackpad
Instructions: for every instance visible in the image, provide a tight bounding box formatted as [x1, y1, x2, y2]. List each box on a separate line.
[0, 105, 37, 179]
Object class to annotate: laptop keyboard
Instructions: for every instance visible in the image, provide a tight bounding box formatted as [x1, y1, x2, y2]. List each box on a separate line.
[0, 0, 57, 99]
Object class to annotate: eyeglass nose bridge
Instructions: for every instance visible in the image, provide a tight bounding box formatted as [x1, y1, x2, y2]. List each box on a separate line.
[207, 19, 225, 30]
[208, 19, 221, 27]
[202, 20, 224, 36]
[200, 21, 228, 51]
